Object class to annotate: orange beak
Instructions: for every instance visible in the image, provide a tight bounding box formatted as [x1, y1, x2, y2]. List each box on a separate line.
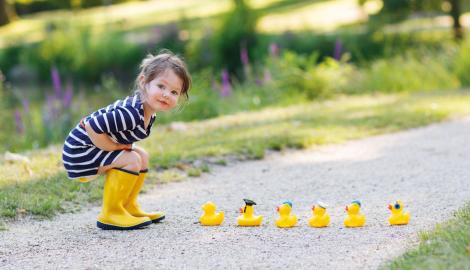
[388, 204, 392, 210]
[276, 206, 279, 212]
[312, 205, 315, 211]
[345, 206, 348, 212]
[239, 207, 244, 213]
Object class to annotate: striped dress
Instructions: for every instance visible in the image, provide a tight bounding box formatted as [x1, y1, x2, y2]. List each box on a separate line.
[62, 94, 156, 179]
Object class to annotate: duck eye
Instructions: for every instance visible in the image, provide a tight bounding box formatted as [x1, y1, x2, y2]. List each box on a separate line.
[395, 203, 400, 209]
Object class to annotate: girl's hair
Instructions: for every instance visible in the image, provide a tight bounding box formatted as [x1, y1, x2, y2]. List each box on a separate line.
[135, 50, 191, 100]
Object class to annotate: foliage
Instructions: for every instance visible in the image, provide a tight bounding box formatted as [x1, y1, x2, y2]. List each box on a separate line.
[211, 0, 258, 79]
[0, 71, 11, 148]
[453, 40, 470, 86]
[382, 202, 470, 270]
[0, 22, 456, 87]
[3, 41, 470, 152]
[373, 0, 444, 25]
[18, 26, 142, 82]
[13, 0, 134, 15]
[355, 50, 460, 93]
[268, 51, 359, 99]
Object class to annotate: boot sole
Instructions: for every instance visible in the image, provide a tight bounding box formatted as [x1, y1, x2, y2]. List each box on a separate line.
[151, 215, 165, 223]
[97, 220, 152, 230]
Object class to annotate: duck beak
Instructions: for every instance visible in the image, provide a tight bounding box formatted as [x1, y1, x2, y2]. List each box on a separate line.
[312, 205, 315, 211]
[276, 206, 279, 212]
[388, 204, 392, 210]
[345, 206, 348, 212]
[239, 207, 243, 213]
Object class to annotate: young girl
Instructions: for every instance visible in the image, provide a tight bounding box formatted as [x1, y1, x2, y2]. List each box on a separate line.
[62, 51, 191, 230]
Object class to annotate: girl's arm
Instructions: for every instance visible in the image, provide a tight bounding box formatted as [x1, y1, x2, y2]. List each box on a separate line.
[85, 122, 130, 151]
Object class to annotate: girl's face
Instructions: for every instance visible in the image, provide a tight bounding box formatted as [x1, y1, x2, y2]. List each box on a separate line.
[141, 69, 183, 113]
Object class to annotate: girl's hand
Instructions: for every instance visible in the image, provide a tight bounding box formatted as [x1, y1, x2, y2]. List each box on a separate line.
[119, 144, 134, 151]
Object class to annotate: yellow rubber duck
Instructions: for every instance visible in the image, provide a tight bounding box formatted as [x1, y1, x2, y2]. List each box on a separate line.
[237, 199, 263, 226]
[344, 200, 366, 228]
[388, 200, 410, 225]
[275, 200, 298, 228]
[308, 201, 330, 228]
[200, 201, 224, 226]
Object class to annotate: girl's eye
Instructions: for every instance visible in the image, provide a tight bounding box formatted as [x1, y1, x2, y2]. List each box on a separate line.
[158, 84, 165, 89]
[171, 90, 179, 95]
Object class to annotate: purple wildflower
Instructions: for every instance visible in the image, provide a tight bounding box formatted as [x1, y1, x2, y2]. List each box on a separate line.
[22, 98, 30, 116]
[51, 66, 62, 98]
[220, 69, 232, 97]
[14, 109, 24, 135]
[334, 38, 343, 61]
[269, 43, 279, 57]
[63, 81, 73, 108]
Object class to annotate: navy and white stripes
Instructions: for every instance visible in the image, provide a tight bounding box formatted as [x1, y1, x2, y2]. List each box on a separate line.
[62, 94, 156, 179]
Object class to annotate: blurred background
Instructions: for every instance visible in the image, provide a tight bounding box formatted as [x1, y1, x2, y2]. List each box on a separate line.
[0, 0, 468, 152]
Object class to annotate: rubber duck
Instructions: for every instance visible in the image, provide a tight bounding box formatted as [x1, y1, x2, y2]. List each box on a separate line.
[308, 201, 330, 228]
[200, 201, 224, 226]
[388, 200, 410, 225]
[275, 200, 298, 228]
[344, 200, 366, 228]
[237, 199, 263, 226]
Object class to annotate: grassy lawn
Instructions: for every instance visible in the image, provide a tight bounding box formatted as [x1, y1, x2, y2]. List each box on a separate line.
[0, 0, 372, 48]
[257, 0, 379, 32]
[0, 0, 284, 47]
[3, 0, 470, 48]
[0, 0, 229, 47]
[381, 203, 470, 270]
[2, 90, 470, 220]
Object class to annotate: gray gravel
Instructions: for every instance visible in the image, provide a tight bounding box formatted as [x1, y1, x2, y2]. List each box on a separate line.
[1, 117, 470, 270]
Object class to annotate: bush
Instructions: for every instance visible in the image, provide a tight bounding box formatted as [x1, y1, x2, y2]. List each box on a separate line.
[0, 72, 11, 151]
[211, 0, 258, 79]
[453, 40, 470, 87]
[358, 51, 460, 93]
[267, 51, 358, 99]
[14, 0, 135, 15]
[19, 26, 142, 83]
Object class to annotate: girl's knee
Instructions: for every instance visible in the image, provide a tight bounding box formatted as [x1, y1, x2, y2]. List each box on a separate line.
[125, 151, 142, 172]
[138, 150, 149, 170]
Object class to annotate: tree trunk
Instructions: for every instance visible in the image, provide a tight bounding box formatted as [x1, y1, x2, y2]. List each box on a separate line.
[0, 0, 16, 26]
[450, 0, 463, 40]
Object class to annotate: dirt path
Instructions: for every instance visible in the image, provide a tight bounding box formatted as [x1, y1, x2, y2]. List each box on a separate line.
[1, 117, 470, 270]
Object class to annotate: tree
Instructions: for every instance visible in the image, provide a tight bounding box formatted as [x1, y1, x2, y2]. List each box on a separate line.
[0, 0, 16, 26]
[212, 0, 258, 79]
[372, 0, 463, 40]
[449, 0, 463, 40]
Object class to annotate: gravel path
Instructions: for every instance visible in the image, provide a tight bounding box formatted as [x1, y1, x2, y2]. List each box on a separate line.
[1, 117, 470, 270]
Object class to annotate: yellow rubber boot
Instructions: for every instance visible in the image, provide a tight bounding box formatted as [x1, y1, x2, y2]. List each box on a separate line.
[97, 168, 152, 230]
[124, 169, 165, 223]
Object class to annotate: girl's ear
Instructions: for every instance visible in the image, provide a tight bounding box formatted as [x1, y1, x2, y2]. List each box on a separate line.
[139, 75, 146, 90]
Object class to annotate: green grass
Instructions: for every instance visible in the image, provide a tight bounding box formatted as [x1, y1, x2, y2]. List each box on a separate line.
[0, 0, 230, 48]
[0, 0, 316, 48]
[382, 203, 470, 270]
[0, 0, 381, 48]
[1, 90, 470, 220]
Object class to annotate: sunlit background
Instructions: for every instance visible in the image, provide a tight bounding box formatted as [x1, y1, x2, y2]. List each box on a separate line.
[0, 0, 469, 152]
